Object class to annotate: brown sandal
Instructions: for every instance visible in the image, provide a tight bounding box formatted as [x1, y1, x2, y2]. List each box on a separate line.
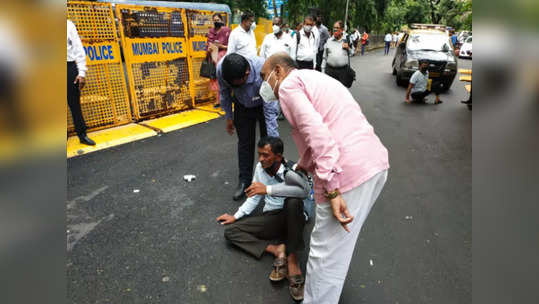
[269, 257, 288, 281]
[288, 274, 305, 301]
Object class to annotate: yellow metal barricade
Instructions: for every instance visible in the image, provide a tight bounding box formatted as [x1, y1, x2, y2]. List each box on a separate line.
[67, 1, 131, 134]
[186, 9, 229, 105]
[116, 4, 192, 120]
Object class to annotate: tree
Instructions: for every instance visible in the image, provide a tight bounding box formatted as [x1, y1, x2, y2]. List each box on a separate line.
[403, 0, 430, 25]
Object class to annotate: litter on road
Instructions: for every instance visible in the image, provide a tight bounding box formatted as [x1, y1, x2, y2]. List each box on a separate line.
[183, 175, 196, 182]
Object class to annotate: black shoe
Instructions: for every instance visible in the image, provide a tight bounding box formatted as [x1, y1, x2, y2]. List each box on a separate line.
[79, 135, 96, 146]
[233, 182, 247, 201]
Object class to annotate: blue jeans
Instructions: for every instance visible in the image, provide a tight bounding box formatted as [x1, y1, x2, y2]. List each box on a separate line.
[361, 44, 366, 55]
[384, 42, 390, 55]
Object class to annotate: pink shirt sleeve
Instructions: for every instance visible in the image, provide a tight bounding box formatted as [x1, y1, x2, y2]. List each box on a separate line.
[279, 80, 343, 192]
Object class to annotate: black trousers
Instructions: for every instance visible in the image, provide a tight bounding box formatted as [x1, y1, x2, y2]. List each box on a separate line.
[325, 64, 348, 86]
[297, 60, 314, 70]
[411, 80, 443, 101]
[224, 198, 306, 259]
[67, 62, 87, 137]
[0, 64, 24, 132]
[384, 42, 391, 54]
[233, 102, 267, 184]
[315, 50, 323, 71]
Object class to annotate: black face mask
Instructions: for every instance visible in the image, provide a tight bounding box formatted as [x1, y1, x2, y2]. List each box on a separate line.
[214, 22, 224, 28]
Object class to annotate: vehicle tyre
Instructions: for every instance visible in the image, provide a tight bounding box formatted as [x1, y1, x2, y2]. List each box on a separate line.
[396, 74, 407, 87]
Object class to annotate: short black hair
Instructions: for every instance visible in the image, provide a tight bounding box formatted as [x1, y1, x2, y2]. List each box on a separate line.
[419, 59, 429, 65]
[258, 136, 284, 155]
[241, 11, 254, 23]
[335, 20, 344, 29]
[222, 53, 249, 84]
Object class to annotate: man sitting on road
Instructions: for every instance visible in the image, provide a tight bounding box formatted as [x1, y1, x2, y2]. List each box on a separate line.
[405, 59, 443, 104]
[217, 136, 310, 301]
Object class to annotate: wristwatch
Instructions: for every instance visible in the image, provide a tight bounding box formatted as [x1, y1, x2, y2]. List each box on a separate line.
[324, 189, 340, 199]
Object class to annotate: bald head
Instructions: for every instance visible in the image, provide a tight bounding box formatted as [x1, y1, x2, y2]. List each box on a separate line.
[266, 52, 298, 71]
[260, 53, 298, 100]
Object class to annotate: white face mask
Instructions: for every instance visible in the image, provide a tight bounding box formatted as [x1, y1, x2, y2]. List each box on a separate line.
[250, 22, 256, 31]
[272, 25, 281, 34]
[259, 70, 278, 103]
[303, 25, 312, 32]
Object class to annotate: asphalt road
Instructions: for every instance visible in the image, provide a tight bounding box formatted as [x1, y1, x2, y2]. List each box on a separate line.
[67, 48, 471, 304]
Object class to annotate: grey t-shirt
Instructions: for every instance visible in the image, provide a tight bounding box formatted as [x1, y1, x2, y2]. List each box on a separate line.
[410, 70, 429, 93]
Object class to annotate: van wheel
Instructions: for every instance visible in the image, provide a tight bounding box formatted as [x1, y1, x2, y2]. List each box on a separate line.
[396, 74, 407, 87]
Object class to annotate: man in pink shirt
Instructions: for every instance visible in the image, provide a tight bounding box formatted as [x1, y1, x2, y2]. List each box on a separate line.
[259, 53, 389, 303]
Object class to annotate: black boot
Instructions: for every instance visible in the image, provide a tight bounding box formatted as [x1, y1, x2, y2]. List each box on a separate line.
[79, 134, 96, 146]
[233, 182, 247, 201]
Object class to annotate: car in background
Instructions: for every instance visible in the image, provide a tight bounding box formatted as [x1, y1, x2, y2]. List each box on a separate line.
[392, 24, 458, 90]
[458, 31, 472, 44]
[459, 36, 472, 59]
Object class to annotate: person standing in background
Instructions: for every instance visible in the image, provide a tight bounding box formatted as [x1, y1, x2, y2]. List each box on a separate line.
[392, 32, 399, 47]
[314, 16, 329, 72]
[450, 30, 459, 48]
[282, 23, 291, 37]
[260, 16, 293, 136]
[350, 28, 360, 56]
[67, 20, 95, 146]
[260, 17, 294, 60]
[291, 16, 318, 70]
[360, 30, 369, 56]
[384, 32, 392, 55]
[207, 13, 231, 108]
[226, 11, 257, 58]
[321, 21, 351, 86]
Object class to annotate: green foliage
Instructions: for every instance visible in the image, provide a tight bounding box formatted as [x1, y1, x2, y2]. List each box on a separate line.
[213, 0, 472, 33]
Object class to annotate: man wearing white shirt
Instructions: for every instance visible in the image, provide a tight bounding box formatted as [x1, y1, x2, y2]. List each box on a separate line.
[260, 17, 292, 129]
[226, 11, 257, 58]
[67, 20, 95, 145]
[314, 16, 329, 71]
[217, 137, 309, 301]
[384, 32, 392, 55]
[291, 16, 318, 69]
[260, 17, 294, 59]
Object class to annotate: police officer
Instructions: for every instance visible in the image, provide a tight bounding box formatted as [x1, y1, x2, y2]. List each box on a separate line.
[67, 20, 95, 145]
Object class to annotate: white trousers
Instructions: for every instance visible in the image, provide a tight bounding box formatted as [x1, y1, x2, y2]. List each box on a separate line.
[303, 170, 388, 304]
